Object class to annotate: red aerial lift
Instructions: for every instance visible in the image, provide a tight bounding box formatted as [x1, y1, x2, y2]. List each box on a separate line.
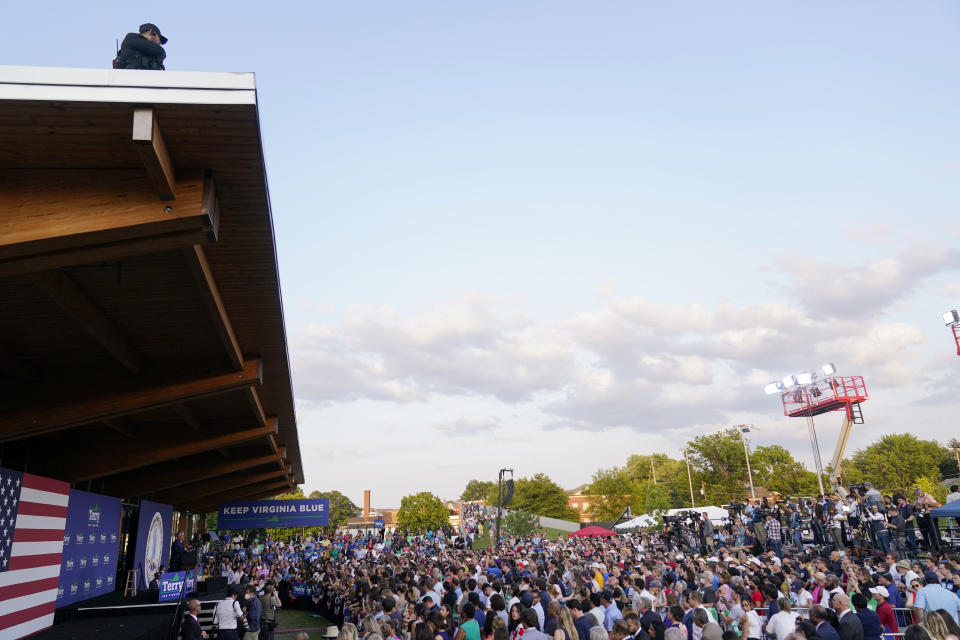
[944, 311, 960, 356]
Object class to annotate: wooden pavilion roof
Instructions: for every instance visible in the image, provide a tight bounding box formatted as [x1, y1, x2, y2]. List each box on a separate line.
[0, 66, 302, 513]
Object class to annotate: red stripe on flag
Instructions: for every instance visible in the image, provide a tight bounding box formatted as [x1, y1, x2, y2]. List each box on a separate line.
[0, 576, 60, 602]
[8, 553, 62, 571]
[16, 502, 67, 518]
[0, 600, 56, 631]
[12, 529, 64, 543]
[21, 473, 69, 495]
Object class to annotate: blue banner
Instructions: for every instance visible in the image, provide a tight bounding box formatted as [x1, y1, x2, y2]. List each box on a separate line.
[374, 518, 385, 529]
[291, 582, 310, 597]
[217, 499, 329, 529]
[158, 570, 195, 602]
[57, 490, 121, 607]
[133, 500, 173, 587]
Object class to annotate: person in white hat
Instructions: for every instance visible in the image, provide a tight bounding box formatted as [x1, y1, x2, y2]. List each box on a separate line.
[325, 626, 340, 638]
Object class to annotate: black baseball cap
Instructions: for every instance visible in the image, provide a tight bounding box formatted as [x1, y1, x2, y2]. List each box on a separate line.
[139, 23, 168, 44]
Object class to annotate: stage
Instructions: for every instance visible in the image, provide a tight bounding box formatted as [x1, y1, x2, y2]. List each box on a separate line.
[40, 586, 226, 640]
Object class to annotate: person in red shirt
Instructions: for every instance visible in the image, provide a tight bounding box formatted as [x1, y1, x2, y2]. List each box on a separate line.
[869, 587, 898, 635]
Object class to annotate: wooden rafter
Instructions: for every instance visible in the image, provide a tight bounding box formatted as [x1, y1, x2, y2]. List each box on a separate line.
[0, 169, 219, 277]
[153, 468, 287, 505]
[103, 450, 283, 497]
[183, 244, 242, 371]
[32, 269, 142, 374]
[132, 108, 177, 201]
[0, 358, 262, 442]
[48, 417, 278, 482]
[185, 479, 294, 514]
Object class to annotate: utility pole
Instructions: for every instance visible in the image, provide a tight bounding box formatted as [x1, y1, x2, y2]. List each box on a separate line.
[651, 458, 657, 484]
[495, 468, 512, 547]
[684, 449, 696, 508]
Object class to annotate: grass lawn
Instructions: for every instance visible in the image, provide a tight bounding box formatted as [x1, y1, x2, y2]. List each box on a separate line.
[275, 608, 334, 638]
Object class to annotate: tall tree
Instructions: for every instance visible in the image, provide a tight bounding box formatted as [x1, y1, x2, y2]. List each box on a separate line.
[749, 444, 820, 496]
[397, 492, 450, 531]
[308, 490, 360, 530]
[510, 473, 579, 521]
[849, 434, 947, 493]
[460, 480, 496, 503]
[624, 453, 690, 508]
[584, 466, 640, 521]
[685, 429, 752, 504]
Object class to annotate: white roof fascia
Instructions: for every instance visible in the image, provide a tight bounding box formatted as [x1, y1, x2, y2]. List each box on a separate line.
[0, 66, 256, 105]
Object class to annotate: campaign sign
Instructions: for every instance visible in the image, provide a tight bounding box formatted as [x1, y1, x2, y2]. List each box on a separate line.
[158, 570, 195, 603]
[217, 499, 329, 530]
[374, 518, 385, 529]
[133, 500, 173, 587]
[291, 582, 310, 597]
[57, 490, 121, 607]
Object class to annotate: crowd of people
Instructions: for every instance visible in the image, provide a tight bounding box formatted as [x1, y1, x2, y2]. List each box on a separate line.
[189, 483, 960, 640]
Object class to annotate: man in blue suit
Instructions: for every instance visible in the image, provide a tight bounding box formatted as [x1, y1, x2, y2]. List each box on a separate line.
[810, 605, 841, 640]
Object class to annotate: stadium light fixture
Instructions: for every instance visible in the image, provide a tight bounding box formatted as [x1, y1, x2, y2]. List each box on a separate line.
[944, 310, 960, 326]
[796, 371, 814, 385]
[821, 362, 836, 376]
[782, 375, 798, 388]
[763, 381, 783, 395]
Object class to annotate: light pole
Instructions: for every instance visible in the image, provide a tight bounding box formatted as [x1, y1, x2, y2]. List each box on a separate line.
[684, 448, 696, 508]
[732, 425, 756, 501]
[495, 468, 512, 547]
[806, 416, 826, 496]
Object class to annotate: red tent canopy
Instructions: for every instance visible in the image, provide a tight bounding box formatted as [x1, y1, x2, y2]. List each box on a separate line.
[568, 526, 616, 537]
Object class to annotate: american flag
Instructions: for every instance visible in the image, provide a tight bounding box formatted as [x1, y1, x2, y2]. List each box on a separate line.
[0, 468, 70, 640]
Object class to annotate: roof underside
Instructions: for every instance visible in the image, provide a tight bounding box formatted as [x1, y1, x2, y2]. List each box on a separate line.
[0, 66, 302, 512]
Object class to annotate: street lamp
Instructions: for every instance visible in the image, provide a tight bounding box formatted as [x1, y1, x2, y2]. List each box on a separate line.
[730, 425, 756, 501]
[683, 448, 696, 508]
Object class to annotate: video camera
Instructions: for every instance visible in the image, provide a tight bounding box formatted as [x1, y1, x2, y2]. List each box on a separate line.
[849, 483, 869, 497]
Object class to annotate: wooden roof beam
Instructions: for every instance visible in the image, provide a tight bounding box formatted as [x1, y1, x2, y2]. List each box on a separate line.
[132, 108, 176, 201]
[153, 468, 288, 505]
[171, 402, 229, 457]
[183, 245, 242, 372]
[0, 169, 218, 278]
[32, 269, 142, 374]
[184, 478, 295, 514]
[102, 450, 283, 497]
[48, 417, 278, 482]
[0, 358, 262, 442]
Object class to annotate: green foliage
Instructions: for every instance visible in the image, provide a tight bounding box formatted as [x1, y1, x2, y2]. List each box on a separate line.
[750, 444, 821, 496]
[460, 479, 496, 503]
[510, 473, 579, 521]
[849, 434, 947, 493]
[503, 511, 540, 537]
[397, 492, 449, 531]
[686, 428, 753, 504]
[637, 480, 671, 519]
[585, 466, 641, 521]
[205, 512, 217, 530]
[308, 490, 360, 530]
[624, 454, 690, 508]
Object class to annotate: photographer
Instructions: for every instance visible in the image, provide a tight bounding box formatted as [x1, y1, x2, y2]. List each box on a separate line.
[260, 583, 282, 640]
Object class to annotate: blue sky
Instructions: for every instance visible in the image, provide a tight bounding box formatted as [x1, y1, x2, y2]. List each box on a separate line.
[5, 2, 960, 507]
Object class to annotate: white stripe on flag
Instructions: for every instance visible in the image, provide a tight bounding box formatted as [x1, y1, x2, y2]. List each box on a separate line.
[0, 588, 58, 617]
[0, 564, 61, 588]
[13, 515, 66, 530]
[0, 611, 54, 640]
[9, 541, 63, 557]
[18, 488, 69, 507]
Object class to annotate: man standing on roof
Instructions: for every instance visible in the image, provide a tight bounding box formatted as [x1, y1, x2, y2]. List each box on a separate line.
[116, 23, 167, 70]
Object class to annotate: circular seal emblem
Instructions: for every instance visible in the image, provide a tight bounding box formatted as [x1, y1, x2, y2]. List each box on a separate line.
[144, 512, 164, 578]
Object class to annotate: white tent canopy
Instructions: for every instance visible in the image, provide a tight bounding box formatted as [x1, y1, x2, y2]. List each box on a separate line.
[615, 513, 659, 529]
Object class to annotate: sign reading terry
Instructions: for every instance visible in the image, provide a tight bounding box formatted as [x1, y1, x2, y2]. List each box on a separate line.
[217, 499, 329, 530]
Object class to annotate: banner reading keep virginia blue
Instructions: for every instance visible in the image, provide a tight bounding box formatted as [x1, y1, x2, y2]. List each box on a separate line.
[217, 499, 329, 529]
[133, 499, 173, 587]
[158, 570, 195, 602]
[57, 490, 121, 607]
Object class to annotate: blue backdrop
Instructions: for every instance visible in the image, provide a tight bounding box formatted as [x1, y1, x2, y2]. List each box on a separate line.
[133, 499, 173, 587]
[56, 490, 121, 607]
[218, 499, 329, 529]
